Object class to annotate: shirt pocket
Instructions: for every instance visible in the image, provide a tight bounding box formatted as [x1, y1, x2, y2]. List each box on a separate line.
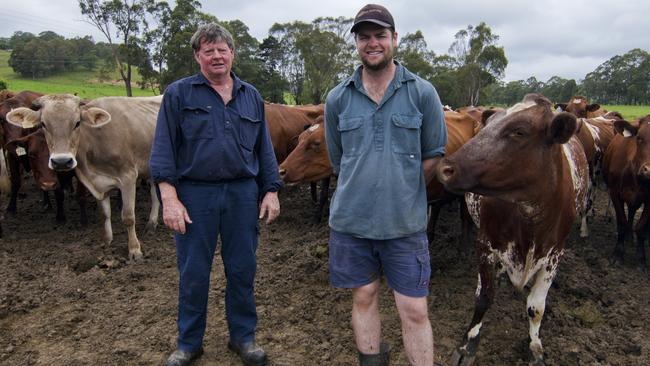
[338, 116, 365, 157]
[391, 113, 422, 155]
[181, 105, 214, 140]
[238, 114, 262, 151]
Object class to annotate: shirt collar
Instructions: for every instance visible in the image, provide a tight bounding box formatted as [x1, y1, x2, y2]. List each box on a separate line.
[191, 71, 244, 92]
[346, 61, 415, 91]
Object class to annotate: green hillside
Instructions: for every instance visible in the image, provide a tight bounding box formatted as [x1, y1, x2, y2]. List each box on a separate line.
[0, 50, 157, 99]
[602, 105, 650, 121]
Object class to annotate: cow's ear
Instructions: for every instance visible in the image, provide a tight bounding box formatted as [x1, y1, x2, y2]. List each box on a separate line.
[554, 103, 567, 112]
[613, 119, 637, 137]
[6, 107, 40, 129]
[82, 107, 111, 128]
[547, 112, 577, 144]
[586, 103, 601, 112]
[481, 109, 498, 126]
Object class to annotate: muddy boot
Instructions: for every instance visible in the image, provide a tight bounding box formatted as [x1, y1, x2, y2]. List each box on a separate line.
[358, 341, 390, 366]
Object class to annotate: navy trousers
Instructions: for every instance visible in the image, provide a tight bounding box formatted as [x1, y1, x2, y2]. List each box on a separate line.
[174, 179, 259, 352]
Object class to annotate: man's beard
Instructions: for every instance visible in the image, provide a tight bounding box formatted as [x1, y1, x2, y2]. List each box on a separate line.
[361, 50, 393, 71]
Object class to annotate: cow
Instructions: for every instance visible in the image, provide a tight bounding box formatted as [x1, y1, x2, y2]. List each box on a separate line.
[555, 95, 606, 118]
[279, 110, 479, 242]
[436, 94, 589, 366]
[264, 102, 324, 164]
[602, 115, 650, 269]
[5, 129, 88, 225]
[7, 94, 162, 260]
[0, 91, 44, 214]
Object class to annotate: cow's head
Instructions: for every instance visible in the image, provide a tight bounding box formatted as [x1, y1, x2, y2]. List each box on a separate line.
[5, 129, 58, 190]
[6, 94, 111, 171]
[279, 122, 332, 184]
[614, 115, 650, 182]
[437, 93, 577, 201]
[554, 96, 600, 119]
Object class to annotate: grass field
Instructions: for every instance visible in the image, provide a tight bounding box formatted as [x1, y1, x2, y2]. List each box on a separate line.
[602, 105, 650, 120]
[0, 50, 157, 99]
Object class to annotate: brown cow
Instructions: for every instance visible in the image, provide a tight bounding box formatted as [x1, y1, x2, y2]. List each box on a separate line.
[6, 129, 88, 225]
[555, 95, 606, 118]
[436, 94, 589, 366]
[0, 91, 44, 214]
[264, 103, 324, 163]
[602, 115, 650, 268]
[7, 94, 162, 260]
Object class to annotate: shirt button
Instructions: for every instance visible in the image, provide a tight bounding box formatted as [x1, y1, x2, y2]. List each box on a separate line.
[409, 154, 415, 159]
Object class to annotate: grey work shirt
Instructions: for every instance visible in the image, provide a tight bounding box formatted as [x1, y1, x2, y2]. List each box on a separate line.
[325, 63, 447, 239]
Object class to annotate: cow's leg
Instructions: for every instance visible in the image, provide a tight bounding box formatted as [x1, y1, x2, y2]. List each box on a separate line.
[633, 205, 650, 270]
[41, 190, 52, 211]
[310, 181, 318, 203]
[99, 196, 113, 245]
[314, 177, 330, 223]
[7, 155, 21, 214]
[526, 258, 558, 366]
[427, 201, 442, 243]
[145, 181, 160, 232]
[610, 193, 627, 264]
[54, 186, 65, 223]
[451, 247, 494, 366]
[459, 196, 473, 247]
[120, 182, 142, 260]
[75, 178, 88, 227]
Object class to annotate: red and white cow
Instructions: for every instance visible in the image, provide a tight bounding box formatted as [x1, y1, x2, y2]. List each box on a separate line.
[7, 95, 161, 260]
[602, 115, 650, 268]
[437, 94, 589, 366]
[555, 95, 606, 119]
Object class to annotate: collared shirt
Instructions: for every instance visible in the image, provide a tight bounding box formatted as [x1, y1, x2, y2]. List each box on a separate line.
[149, 72, 282, 194]
[325, 62, 447, 239]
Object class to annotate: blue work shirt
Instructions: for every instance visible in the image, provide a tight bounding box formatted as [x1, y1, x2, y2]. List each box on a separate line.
[149, 72, 282, 194]
[325, 62, 447, 239]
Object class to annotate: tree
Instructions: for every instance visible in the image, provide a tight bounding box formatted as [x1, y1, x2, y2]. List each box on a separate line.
[79, 0, 158, 96]
[397, 31, 435, 81]
[449, 22, 507, 106]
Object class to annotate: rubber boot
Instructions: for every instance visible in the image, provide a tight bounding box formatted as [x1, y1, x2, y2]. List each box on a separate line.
[358, 341, 390, 366]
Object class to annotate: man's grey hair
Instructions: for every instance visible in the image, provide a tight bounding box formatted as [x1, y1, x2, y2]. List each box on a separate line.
[190, 23, 235, 52]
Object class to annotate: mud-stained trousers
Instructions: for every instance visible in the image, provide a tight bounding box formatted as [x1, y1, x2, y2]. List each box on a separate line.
[173, 178, 259, 352]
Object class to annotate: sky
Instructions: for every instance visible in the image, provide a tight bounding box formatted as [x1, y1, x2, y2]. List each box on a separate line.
[0, 0, 648, 83]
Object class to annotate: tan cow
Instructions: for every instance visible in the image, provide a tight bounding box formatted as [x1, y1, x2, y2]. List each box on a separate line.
[7, 94, 162, 260]
[265, 103, 324, 163]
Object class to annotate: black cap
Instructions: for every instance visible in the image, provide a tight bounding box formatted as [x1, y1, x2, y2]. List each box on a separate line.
[351, 4, 395, 33]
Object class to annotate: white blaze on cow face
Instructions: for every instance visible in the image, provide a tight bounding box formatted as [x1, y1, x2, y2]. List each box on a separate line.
[572, 98, 583, 104]
[504, 100, 537, 116]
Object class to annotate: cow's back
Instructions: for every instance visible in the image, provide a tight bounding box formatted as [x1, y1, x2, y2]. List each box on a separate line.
[81, 96, 162, 176]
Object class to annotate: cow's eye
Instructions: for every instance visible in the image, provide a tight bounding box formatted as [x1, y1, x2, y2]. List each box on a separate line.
[74, 121, 81, 129]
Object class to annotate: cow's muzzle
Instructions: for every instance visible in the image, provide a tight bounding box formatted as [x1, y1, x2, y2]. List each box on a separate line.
[49, 154, 77, 171]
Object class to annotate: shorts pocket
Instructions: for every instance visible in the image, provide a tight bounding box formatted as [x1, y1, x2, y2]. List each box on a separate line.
[181, 106, 214, 139]
[416, 251, 431, 288]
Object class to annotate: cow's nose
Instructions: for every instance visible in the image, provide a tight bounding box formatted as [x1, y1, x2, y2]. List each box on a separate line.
[278, 168, 286, 178]
[437, 161, 456, 184]
[41, 181, 57, 191]
[50, 156, 75, 171]
[639, 164, 650, 179]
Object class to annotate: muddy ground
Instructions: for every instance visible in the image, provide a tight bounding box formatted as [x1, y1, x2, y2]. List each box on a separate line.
[1, 177, 649, 366]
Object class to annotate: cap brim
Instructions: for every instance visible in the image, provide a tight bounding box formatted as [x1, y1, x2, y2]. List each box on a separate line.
[350, 19, 392, 33]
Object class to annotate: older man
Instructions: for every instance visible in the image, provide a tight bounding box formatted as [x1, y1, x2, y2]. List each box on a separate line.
[150, 23, 281, 366]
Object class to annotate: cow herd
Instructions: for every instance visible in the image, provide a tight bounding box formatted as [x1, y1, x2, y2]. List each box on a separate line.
[0, 90, 648, 365]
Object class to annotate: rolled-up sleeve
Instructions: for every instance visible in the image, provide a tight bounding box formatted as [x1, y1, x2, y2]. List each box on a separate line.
[420, 85, 447, 159]
[256, 97, 283, 193]
[325, 93, 342, 175]
[149, 86, 180, 186]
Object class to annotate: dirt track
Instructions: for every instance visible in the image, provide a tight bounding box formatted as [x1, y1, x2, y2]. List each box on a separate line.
[1, 179, 649, 365]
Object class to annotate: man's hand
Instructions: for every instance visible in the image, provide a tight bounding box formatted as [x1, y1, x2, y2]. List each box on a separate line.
[159, 182, 193, 234]
[259, 191, 280, 224]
